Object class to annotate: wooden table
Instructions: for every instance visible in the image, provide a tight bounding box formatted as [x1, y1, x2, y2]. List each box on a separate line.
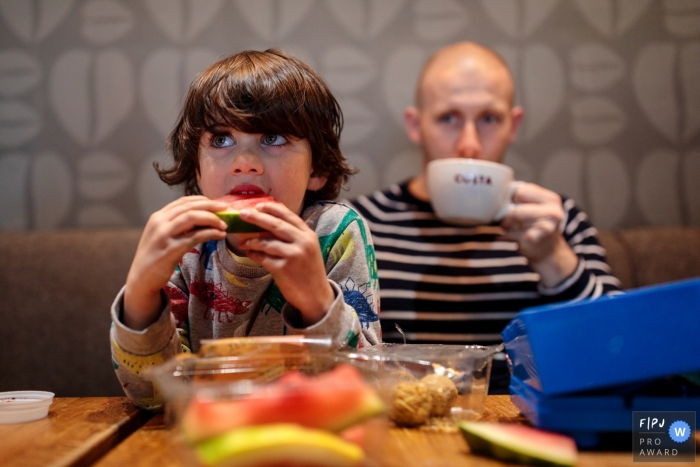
[3, 396, 696, 466]
[94, 396, 695, 467]
[0, 397, 150, 467]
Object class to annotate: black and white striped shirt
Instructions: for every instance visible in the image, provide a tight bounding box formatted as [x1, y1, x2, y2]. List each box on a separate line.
[346, 181, 622, 346]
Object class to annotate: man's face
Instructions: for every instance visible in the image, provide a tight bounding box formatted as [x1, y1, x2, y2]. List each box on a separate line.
[405, 55, 523, 165]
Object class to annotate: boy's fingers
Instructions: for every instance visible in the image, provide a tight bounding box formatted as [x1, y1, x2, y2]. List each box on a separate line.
[239, 209, 297, 242]
[161, 195, 210, 211]
[256, 202, 309, 230]
[240, 238, 292, 258]
[247, 252, 284, 272]
[241, 250, 264, 265]
[180, 227, 227, 246]
[158, 196, 227, 219]
[169, 210, 227, 237]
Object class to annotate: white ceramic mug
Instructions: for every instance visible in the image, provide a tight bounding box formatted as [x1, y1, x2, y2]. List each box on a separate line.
[426, 158, 521, 225]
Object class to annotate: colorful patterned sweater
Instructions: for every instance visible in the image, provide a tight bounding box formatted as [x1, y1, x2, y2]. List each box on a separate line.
[111, 201, 381, 409]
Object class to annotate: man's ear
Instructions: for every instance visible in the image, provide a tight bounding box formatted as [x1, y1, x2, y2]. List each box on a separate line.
[307, 171, 328, 191]
[509, 106, 524, 142]
[404, 107, 422, 145]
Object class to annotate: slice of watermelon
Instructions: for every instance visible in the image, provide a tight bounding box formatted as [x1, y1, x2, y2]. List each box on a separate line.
[213, 194, 276, 234]
[181, 364, 386, 442]
[457, 421, 578, 467]
[195, 423, 364, 467]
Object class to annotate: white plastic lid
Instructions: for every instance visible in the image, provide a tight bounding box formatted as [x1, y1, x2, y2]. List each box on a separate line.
[0, 391, 54, 424]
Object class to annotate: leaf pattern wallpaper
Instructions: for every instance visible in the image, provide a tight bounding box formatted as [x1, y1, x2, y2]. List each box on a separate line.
[0, 0, 698, 230]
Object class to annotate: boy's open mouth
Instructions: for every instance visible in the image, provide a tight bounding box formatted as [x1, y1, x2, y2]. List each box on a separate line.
[229, 184, 266, 196]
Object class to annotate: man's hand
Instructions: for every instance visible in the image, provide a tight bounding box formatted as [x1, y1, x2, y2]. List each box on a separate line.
[499, 183, 579, 287]
[124, 196, 228, 330]
[237, 202, 335, 327]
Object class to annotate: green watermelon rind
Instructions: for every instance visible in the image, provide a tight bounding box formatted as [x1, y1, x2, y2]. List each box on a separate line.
[195, 423, 364, 467]
[457, 421, 577, 467]
[215, 211, 266, 233]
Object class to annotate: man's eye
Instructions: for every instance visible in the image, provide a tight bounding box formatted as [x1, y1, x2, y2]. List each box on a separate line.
[438, 114, 457, 124]
[262, 134, 288, 146]
[212, 135, 233, 147]
[481, 114, 499, 125]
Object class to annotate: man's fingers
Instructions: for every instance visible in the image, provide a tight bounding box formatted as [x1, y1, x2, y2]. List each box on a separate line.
[512, 182, 560, 204]
[498, 220, 556, 244]
[501, 204, 561, 230]
[497, 230, 523, 243]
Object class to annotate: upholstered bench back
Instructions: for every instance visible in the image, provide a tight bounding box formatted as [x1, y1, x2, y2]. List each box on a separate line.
[1, 227, 699, 396]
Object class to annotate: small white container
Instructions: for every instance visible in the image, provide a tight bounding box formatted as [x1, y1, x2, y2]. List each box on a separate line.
[0, 391, 54, 424]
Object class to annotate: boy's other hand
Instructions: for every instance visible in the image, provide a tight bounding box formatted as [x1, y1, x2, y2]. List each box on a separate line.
[237, 202, 335, 326]
[123, 196, 228, 330]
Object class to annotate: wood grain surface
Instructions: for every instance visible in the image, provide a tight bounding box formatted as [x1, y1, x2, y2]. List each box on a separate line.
[6, 397, 697, 466]
[95, 396, 696, 467]
[0, 397, 150, 467]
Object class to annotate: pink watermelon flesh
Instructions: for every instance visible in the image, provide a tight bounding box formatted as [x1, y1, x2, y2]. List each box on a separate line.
[215, 193, 276, 210]
[181, 364, 386, 442]
[458, 421, 577, 467]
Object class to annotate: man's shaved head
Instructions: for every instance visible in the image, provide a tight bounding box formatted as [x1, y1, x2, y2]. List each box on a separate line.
[415, 42, 516, 109]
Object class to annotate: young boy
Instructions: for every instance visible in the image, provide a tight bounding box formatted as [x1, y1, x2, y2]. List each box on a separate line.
[110, 50, 381, 409]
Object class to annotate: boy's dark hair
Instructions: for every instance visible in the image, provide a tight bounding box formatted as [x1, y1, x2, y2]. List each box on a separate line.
[157, 49, 355, 206]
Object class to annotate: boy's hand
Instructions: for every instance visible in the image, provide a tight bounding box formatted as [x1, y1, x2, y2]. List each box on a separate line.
[237, 202, 335, 326]
[124, 196, 228, 330]
[498, 183, 579, 287]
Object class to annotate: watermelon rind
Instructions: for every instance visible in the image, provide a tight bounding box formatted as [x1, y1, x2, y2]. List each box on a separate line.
[457, 421, 577, 467]
[195, 423, 364, 467]
[215, 211, 266, 233]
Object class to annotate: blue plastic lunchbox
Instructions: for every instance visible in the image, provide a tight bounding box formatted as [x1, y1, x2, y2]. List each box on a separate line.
[503, 278, 700, 397]
[503, 278, 700, 447]
[508, 372, 700, 447]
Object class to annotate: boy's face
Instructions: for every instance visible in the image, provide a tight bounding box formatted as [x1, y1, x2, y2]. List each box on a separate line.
[196, 127, 327, 215]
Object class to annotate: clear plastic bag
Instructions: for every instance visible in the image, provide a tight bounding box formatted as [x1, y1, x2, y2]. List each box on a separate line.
[359, 343, 504, 422]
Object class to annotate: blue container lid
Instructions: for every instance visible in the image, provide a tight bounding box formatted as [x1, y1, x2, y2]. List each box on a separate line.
[503, 278, 700, 396]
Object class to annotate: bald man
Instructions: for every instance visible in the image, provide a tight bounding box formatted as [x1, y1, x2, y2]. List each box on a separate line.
[346, 42, 621, 393]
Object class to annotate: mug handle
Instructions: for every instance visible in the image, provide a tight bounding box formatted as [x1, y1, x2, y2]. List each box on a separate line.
[494, 181, 524, 222]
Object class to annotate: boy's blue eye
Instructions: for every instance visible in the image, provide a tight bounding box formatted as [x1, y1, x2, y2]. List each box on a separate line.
[262, 134, 288, 146]
[212, 135, 233, 147]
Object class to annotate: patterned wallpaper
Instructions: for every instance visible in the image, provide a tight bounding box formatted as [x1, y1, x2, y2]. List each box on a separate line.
[0, 0, 698, 231]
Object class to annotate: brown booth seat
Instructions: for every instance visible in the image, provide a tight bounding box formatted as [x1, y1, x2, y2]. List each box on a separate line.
[1, 227, 699, 396]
